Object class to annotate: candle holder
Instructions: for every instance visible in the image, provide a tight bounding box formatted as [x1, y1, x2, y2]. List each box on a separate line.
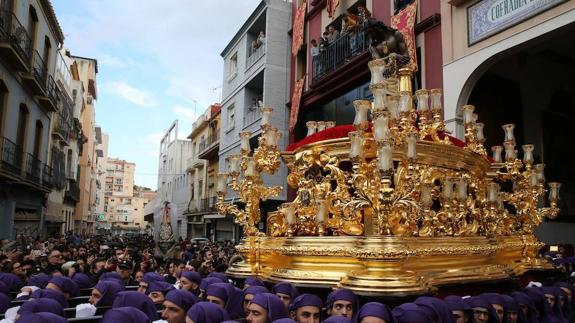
[316, 121, 326, 132]
[306, 121, 317, 137]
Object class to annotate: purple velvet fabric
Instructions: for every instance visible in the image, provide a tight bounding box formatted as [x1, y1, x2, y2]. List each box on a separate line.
[48, 276, 79, 297]
[289, 293, 323, 312]
[444, 295, 472, 312]
[0, 293, 11, 314]
[208, 272, 228, 282]
[165, 289, 198, 312]
[200, 277, 223, 293]
[0, 281, 9, 295]
[415, 296, 455, 323]
[554, 282, 574, 316]
[17, 298, 65, 317]
[245, 276, 264, 287]
[326, 289, 358, 321]
[323, 316, 353, 323]
[511, 291, 538, 323]
[272, 282, 299, 299]
[16, 312, 68, 323]
[28, 273, 52, 289]
[242, 286, 270, 303]
[99, 272, 124, 284]
[542, 286, 568, 323]
[71, 272, 94, 289]
[250, 292, 289, 322]
[112, 291, 158, 321]
[358, 302, 393, 323]
[186, 301, 231, 323]
[100, 306, 152, 323]
[142, 272, 165, 284]
[147, 280, 175, 295]
[180, 270, 202, 284]
[93, 280, 125, 306]
[207, 282, 244, 318]
[30, 288, 69, 308]
[392, 303, 433, 323]
[465, 296, 499, 323]
[0, 273, 24, 292]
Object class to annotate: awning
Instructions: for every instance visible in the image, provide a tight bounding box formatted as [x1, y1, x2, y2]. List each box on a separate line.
[203, 214, 225, 219]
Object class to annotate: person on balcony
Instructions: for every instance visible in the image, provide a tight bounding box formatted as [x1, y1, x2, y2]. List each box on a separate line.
[257, 31, 266, 47]
[326, 25, 340, 44]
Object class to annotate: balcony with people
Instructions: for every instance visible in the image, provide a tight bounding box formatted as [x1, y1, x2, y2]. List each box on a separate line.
[245, 12, 267, 70]
[0, 10, 32, 71]
[243, 73, 264, 129]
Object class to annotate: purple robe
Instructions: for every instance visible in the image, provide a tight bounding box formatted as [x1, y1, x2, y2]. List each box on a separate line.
[72, 272, 94, 289]
[30, 288, 68, 308]
[16, 312, 67, 323]
[93, 280, 125, 307]
[415, 296, 455, 323]
[100, 306, 152, 323]
[186, 301, 231, 323]
[112, 291, 159, 321]
[28, 273, 52, 289]
[0, 292, 11, 314]
[250, 292, 289, 322]
[358, 302, 393, 323]
[0, 273, 24, 292]
[17, 298, 65, 317]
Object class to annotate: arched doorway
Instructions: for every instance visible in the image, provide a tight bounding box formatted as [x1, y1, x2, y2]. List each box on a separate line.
[461, 22, 575, 241]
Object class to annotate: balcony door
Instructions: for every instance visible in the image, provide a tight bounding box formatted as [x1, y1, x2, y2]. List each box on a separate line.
[27, 6, 38, 52]
[43, 36, 51, 72]
[33, 120, 42, 159]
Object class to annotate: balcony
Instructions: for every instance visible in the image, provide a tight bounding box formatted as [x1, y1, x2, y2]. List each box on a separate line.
[312, 31, 370, 84]
[246, 44, 265, 69]
[21, 50, 47, 96]
[42, 164, 53, 189]
[65, 182, 80, 202]
[52, 112, 71, 144]
[198, 133, 220, 161]
[243, 107, 262, 128]
[189, 196, 218, 214]
[0, 10, 31, 71]
[38, 75, 58, 112]
[24, 153, 41, 183]
[0, 136, 22, 177]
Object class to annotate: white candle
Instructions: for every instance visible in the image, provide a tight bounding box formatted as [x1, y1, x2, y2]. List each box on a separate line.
[216, 173, 228, 193]
[373, 115, 390, 142]
[430, 89, 442, 111]
[353, 100, 370, 126]
[399, 92, 412, 113]
[377, 144, 394, 171]
[415, 89, 429, 112]
[326, 121, 336, 129]
[492, 146, 503, 163]
[502, 124, 515, 142]
[406, 133, 418, 159]
[368, 60, 385, 85]
[316, 121, 326, 132]
[421, 184, 433, 207]
[522, 144, 534, 164]
[548, 182, 561, 202]
[282, 203, 295, 225]
[456, 178, 467, 201]
[349, 132, 363, 159]
[475, 123, 485, 141]
[462, 105, 475, 124]
[315, 199, 328, 222]
[372, 86, 385, 112]
[306, 121, 317, 137]
[443, 178, 453, 199]
[387, 96, 399, 120]
[229, 155, 241, 173]
[260, 107, 273, 127]
[240, 132, 251, 152]
[529, 172, 538, 186]
[534, 164, 545, 183]
[504, 141, 516, 161]
[487, 182, 499, 202]
[245, 157, 257, 177]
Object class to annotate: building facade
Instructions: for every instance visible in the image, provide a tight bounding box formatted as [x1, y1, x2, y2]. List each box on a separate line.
[93, 129, 108, 232]
[219, 0, 292, 241]
[185, 104, 221, 240]
[289, 0, 442, 142]
[0, 0, 65, 238]
[103, 157, 136, 233]
[71, 55, 98, 235]
[440, 0, 575, 244]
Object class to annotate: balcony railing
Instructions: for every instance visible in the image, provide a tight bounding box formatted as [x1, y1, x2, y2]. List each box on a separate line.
[244, 107, 262, 127]
[24, 153, 41, 183]
[42, 163, 53, 188]
[53, 112, 71, 142]
[65, 182, 80, 202]
[199, 196, 218, 212]
[247, 44, 266, 68]
[31, 50, 47, 87]
[312, 31, 369, 83]
[0, 136, 22, 175]
[46, 75, 58, 103]
[0, 10, 32, 65]
[198, 134, 220, 153]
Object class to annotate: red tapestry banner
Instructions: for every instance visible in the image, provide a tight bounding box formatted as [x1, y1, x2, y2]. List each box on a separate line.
[289, 76, 306, 132]
[327, 0, 340, 18]
[391, 1, 418, 71]
[292, 1, 307, 56]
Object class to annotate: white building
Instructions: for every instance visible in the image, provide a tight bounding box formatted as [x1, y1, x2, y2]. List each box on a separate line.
[218, 0, 292, 241]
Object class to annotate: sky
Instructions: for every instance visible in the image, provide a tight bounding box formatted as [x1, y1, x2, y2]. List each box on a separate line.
[51, 0, 262, 190]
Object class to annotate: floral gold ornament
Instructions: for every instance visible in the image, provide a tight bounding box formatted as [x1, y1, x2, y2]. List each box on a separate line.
[218, 59, 561, 296]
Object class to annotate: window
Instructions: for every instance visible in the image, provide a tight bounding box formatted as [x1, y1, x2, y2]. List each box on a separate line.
[227, 105, 235, 131]
[0, 81, 7, 136]
[228, 52, 238, 80]
[33, 120, 43, 158]
[198, 179, 203, 198]
[17, 104, 29, 151]
[27, 6, 38, 48]
[115, 178, 122, 184]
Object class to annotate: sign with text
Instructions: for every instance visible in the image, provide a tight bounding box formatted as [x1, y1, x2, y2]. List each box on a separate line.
[468, 0, 565, 45]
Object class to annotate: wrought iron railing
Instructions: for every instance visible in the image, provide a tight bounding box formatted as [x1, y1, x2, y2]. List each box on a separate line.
[65, 182, 80, 201]
[30, 50, 47, 88]
[42, 163, 53, 188]
[312, 31, 370, 83]
[247, 44, 265, 68]
[198, 134, 220, 153]
[199, 196, 218, 212]
[46, 75, 58, 104]
[24, 153, 41, 183]
[0, 136, 22, 174]
[0, 10, 32, 63]
[243, 107, 262, 127]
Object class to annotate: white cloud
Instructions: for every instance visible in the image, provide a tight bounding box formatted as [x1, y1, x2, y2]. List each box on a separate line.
[107, 81, 156, 107]
[172, 104, 200, 121]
